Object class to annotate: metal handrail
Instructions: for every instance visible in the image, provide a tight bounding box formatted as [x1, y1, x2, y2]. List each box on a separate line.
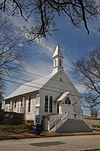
[54, 112, 69, 131]
[49, 114, 63, 130]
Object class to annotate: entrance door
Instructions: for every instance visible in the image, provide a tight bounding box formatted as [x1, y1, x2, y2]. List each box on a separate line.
[42, 117, 48, 131]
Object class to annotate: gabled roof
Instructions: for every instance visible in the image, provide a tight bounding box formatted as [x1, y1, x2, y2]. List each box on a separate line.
[52, 44, 64, 58]
[57, 92, 70, 101]
[57, 91, 77, 104]
[5, 68, 81, 100]
[5, 73, 55, 100]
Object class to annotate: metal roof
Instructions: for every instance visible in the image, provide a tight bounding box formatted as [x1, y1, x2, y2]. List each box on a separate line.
[5, 73, 54, 100]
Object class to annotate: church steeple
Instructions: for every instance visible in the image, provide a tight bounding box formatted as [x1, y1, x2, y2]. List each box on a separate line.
[52, 44, 64, 73]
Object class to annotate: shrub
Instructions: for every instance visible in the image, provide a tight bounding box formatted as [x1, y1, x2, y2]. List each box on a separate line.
[0, 110, 5, 123]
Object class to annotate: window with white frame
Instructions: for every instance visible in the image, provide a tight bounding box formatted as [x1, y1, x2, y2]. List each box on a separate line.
[28, 96, 31, 112]
[14, 100, 16, 108]
[49, 96, 53, 113]
[45, 95, 48, 112]
[21, 99, 23, 107]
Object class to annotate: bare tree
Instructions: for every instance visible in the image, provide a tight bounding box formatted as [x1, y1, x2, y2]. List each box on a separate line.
[90, 105, 98, 118]
[0, 0, 99, 39]
[0, 15, 24, 108]
[0, 73, 3, 111]
[0, 18, 23, 73]
[73, 48, 100, 116]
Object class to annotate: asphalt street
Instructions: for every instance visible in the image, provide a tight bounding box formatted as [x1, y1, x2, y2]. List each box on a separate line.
[0, 135, 100, 151]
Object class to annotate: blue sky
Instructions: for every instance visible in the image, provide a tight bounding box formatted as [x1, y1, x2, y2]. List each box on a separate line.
[3, 13, 100, 115]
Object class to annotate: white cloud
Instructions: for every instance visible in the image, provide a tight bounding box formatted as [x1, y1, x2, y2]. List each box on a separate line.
[22, 60, 52, 80]
[63, 56, 73, 72]
[4, 13, 75, 96]
[7, 13, 74, 64]
[8, 15, 57, 57]
[36, 38, 56, 57]
[74, 83, 88, 94]
[18, 43, 23, 47]
[4, 60, 52, 97]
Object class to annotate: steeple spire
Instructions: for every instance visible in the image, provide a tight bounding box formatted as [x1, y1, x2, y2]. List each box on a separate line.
[52, 44, 64, 73]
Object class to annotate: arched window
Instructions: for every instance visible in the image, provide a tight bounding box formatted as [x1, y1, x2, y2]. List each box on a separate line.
[28, 96, 31, 112]
[60, 78, 63, 82]
[21, 99, 23, 107]
[49, 96, 53, 113]
[65, 97, 71, 105]
[14, 100, 16, 108]
[45, 95, 48, 112]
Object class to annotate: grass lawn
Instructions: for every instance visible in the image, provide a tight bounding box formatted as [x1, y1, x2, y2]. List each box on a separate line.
[0, 124, 44, 140]
[84, 118, 100, 120]
[0, 124, 37, 140]
[81, 148, 100, 151]
[0, 124, 100, 140]
[92, 125, 100, 128]
[0, 124, 27, 134]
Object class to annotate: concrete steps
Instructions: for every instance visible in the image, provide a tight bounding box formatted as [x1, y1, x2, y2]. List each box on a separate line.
[56, 119, 92, 133]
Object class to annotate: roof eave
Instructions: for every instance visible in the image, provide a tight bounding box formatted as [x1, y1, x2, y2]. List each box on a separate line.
[5, 90, 39, 101]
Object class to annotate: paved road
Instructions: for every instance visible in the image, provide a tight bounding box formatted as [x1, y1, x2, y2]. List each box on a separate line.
[0, 135, 100, 151]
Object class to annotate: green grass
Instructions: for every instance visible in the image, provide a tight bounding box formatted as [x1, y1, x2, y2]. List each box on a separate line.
[0, 124, 26, 133]
[80, 148, 100, 151]
[92, 125, 100, 128]
[85, 118, 100, 120]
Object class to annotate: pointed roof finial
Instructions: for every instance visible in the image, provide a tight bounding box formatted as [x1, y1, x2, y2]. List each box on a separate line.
[52, 44, 64, 58]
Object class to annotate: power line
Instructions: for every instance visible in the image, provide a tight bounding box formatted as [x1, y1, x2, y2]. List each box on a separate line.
[15, 68, 87, 90]
[19, 68, 50, 78]
[1, 68, 84, 99]
[1, 73, 82, 95]
[3, 78, 81, 98]
[3, 78, 40, 89]
[17, 68, 75, 86]
[3, 67, 84, 90]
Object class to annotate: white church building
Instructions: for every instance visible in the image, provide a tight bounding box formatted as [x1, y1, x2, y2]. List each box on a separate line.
[4, 44, 92, 133]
